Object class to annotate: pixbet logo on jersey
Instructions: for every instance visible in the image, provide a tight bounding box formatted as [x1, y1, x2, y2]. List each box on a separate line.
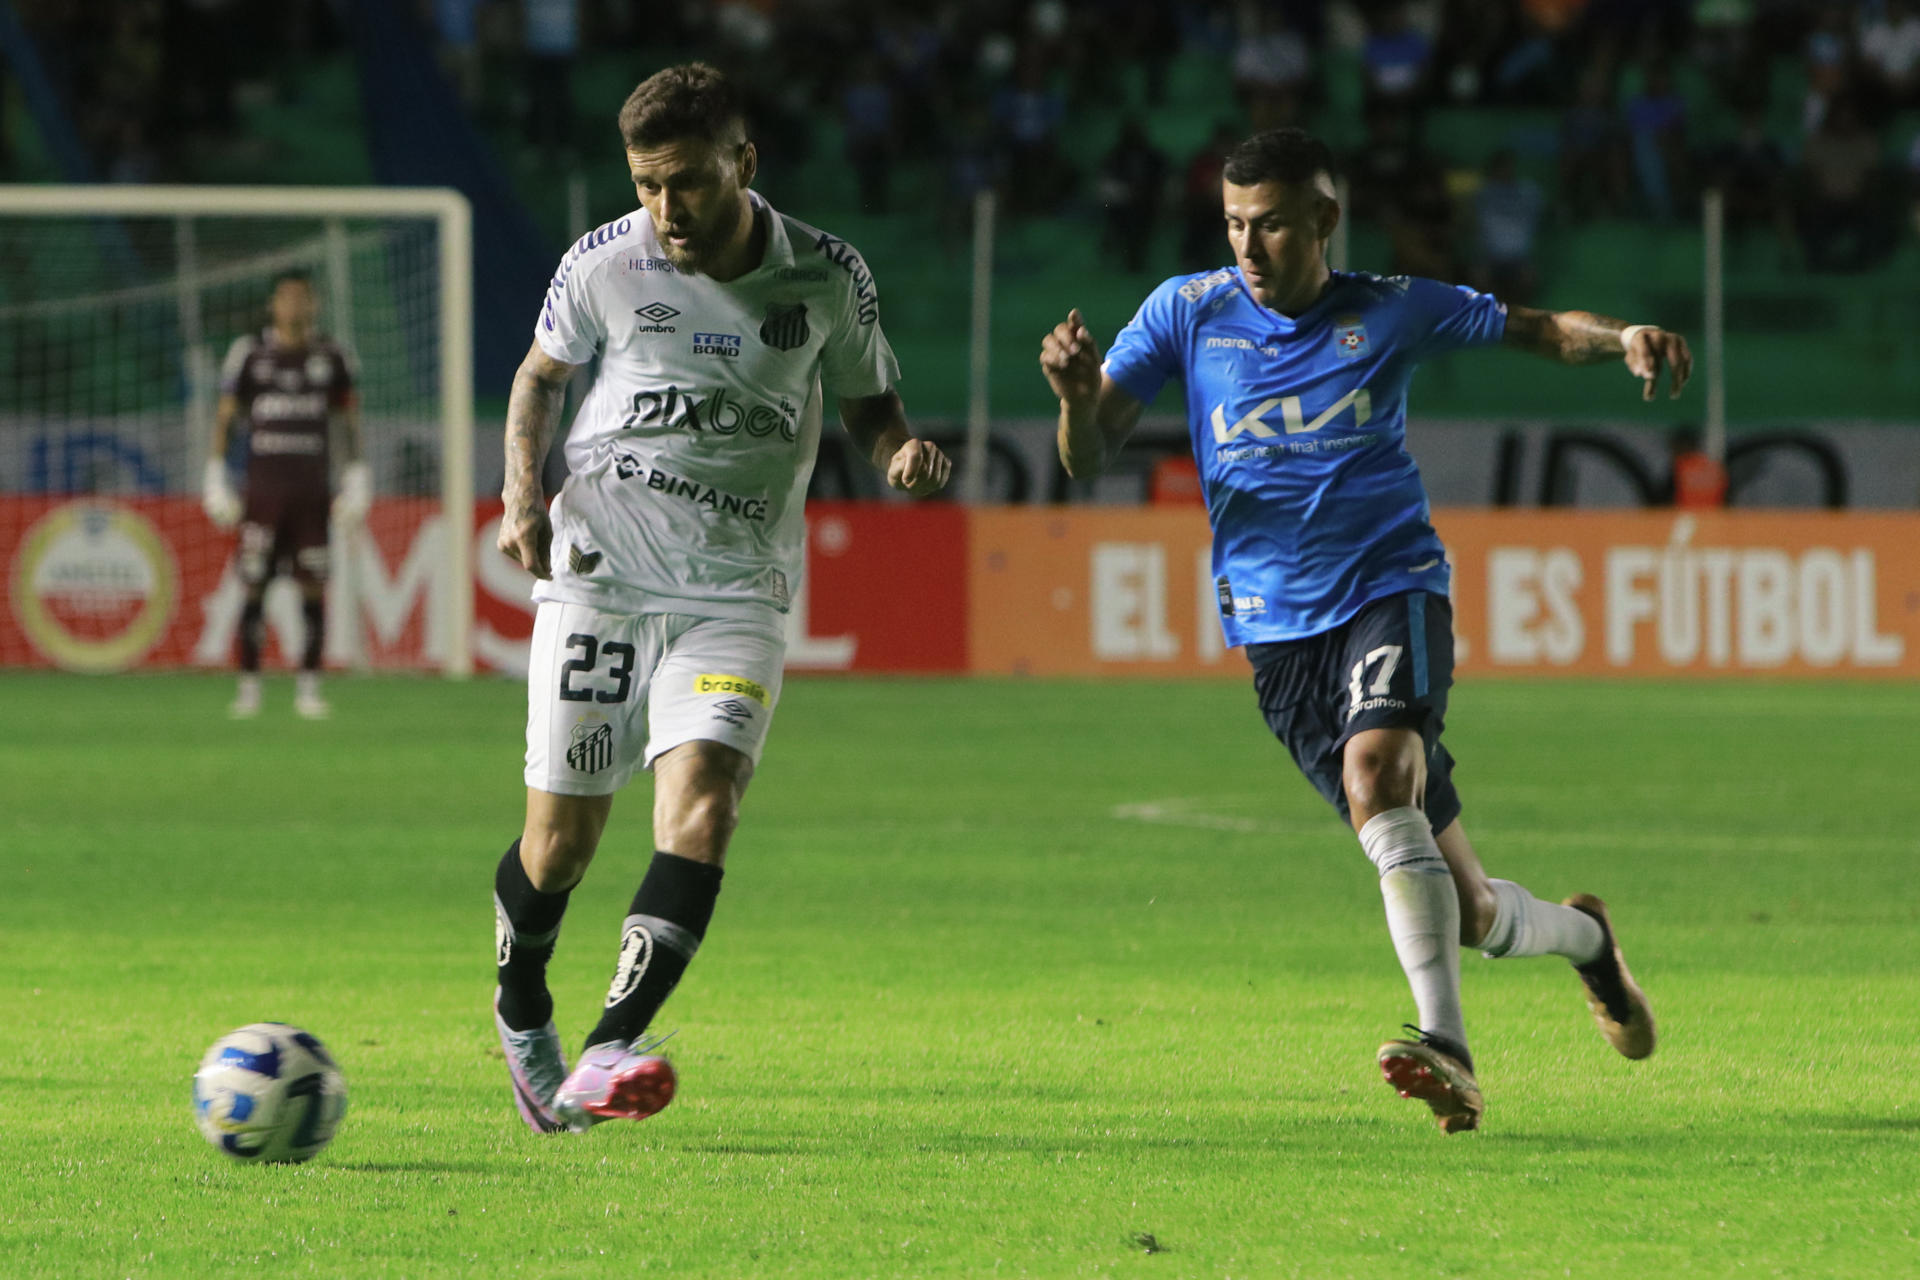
[618, 384, 799, 443]
[692, 332, 741, 358]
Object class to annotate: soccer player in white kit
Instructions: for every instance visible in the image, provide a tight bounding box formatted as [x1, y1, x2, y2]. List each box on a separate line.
[489, 63, 952, 1133]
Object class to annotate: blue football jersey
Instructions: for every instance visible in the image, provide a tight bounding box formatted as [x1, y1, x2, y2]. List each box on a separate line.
[1102, 267, 1507, 644]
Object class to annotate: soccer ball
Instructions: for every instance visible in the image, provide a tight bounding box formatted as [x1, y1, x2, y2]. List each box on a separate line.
[192, 1023, 348, 1163]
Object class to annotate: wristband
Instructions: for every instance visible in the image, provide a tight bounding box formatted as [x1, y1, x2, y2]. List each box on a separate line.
[1620, 324, 1655, 349]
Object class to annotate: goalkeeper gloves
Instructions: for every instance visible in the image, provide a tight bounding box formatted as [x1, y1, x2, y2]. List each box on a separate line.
[202, 458, 241, 529]
[333, 461, 372, 524]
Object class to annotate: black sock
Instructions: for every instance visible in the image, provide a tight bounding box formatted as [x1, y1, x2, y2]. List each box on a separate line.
[585, 852, 724, 1051]
[237, 598, 265, 672]
[494, 840, 571, 1031]
[301, 598, 325, 671]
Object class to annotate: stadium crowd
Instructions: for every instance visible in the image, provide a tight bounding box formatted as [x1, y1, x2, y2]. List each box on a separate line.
[7, 0, 1918, 280]
[431, 0, 1920, 281]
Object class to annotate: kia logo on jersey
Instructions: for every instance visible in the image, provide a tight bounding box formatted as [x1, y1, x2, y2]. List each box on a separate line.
[759, 303, 809, 351]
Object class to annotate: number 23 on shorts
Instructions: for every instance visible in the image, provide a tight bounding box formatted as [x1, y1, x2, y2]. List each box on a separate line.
[558, 633, 636, 704]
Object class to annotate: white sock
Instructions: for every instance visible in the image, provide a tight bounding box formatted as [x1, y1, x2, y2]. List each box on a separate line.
[1358, 807, 1466, 1052]
[1478, 879, 1604, 963]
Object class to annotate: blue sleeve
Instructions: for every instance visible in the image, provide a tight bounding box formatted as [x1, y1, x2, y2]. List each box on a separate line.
[1101, 278, 1188, 406]
[1407, 277, 1508, 358]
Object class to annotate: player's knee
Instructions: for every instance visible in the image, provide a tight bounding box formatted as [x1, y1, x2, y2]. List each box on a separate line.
[661, 785, 738, 858]
[1342, 746, 1421, 817]
[519, 823, 598, 892]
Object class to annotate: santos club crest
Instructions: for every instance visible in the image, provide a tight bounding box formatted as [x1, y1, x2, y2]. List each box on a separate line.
[567, 720, 613, 773]
[760, 302, 810, 351]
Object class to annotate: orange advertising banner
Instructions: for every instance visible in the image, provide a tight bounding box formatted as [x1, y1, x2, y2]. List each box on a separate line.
[968, 508, 1920, 679]
[1442, 510, 1920, 677]
[970, 508, 1222, 677]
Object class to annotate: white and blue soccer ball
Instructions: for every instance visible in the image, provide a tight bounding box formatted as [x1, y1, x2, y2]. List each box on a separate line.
[192, 1022, 348, 1163]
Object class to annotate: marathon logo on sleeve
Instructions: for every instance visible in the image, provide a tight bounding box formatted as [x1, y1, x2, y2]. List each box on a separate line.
[1205, 336, 1281, 356]
[693, 673, 770, 707]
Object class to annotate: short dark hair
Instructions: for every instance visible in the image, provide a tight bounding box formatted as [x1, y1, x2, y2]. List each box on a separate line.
[1222, 128, 1336, 188]
[618, 63, 746, 151]
[270, 267, 312, 291]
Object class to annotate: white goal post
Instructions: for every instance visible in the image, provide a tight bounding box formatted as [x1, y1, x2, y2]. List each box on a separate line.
[0, 185, 475, 676]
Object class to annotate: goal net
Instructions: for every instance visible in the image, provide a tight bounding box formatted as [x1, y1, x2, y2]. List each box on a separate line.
[0, 186, 472, 675]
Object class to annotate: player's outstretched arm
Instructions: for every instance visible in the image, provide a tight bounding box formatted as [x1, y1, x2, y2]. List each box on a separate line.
[498, 341, 582, 579]
[332, 404, 371, 524]
[840, 390, 952, 497]
[202, 394, 243, 529]
[1040, 309, 1143, 477]
[1502, 306, 1693, 401]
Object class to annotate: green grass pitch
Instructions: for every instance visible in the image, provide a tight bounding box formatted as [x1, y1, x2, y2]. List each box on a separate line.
[2, 672, 1916, 1278]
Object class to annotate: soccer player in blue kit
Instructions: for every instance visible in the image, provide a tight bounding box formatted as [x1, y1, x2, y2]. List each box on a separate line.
[1040, 129, 1686, 1133]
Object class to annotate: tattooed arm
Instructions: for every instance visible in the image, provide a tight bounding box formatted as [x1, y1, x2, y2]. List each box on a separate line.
[497, 341, 582, 579]
[1502, 306, 1693, 401]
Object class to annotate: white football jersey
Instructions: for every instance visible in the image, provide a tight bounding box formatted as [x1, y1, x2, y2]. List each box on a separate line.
[531, 190, 899, 622]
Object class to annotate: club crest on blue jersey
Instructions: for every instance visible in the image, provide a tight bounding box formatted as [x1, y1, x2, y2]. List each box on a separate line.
[1333, 316, 1371, 360]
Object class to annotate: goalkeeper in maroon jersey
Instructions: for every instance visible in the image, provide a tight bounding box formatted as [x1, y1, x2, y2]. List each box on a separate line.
[202, 269, 368, 719]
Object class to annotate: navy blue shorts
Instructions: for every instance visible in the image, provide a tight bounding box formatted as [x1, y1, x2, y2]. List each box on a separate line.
[1246, 591, 1461, 835]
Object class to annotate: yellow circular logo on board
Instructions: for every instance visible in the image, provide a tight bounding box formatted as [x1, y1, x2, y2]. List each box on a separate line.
[10, 502, 178, 672]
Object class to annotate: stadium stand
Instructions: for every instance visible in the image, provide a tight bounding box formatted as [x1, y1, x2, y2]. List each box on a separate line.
[3, 1, 1915, 428]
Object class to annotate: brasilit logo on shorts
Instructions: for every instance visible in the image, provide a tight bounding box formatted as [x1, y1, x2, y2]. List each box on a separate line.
[693, 673, 770, 706]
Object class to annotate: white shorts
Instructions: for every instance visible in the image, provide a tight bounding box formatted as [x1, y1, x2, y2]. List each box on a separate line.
[524, 601, 786, 797]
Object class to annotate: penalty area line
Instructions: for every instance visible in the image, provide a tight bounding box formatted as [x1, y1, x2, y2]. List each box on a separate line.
[1110, 799, 1313, 836]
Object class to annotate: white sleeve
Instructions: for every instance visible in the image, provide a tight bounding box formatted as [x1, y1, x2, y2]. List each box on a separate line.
[534, 248, 604, 365]
[818, 255, 900, 400]
[218, 335, 254, 395]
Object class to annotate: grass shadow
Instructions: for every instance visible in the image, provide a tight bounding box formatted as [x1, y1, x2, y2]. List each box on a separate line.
[1793, 1113, 1920, 1133]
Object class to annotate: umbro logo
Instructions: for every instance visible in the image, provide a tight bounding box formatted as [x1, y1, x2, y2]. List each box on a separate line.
[634, 301, 680, 333]
[711, 698, 756, 727]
